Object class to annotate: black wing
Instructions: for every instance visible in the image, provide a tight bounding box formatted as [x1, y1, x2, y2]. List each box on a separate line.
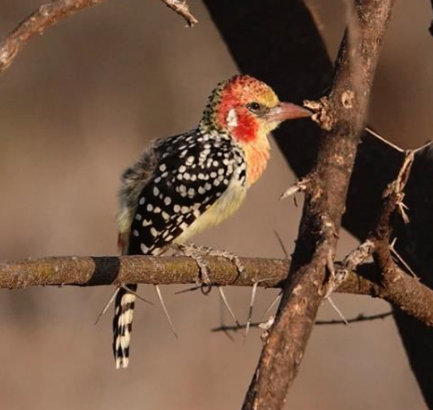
[127, 130, 246, 255]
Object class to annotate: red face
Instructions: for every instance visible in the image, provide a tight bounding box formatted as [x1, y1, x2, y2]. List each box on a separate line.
[214, 75, 311, 144]
[216, 76, 279, 143]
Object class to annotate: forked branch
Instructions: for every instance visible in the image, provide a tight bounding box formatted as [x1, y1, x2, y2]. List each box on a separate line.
[242, 1, 396, 409]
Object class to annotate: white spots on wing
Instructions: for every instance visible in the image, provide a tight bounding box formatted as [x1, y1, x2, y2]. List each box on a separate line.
[159, 163, 167, 172]
[142, 219, 152, 227]
[174, 204, 181, 213]
[140, 243, 149, 253]
[133, 230, 139, 237]
[162, 211, 170, 221]
[147, 204, 153, 212]
[164, 196, 171, 206]
[177, 184, 187, 197]
[139, 197, 145, 205]
[150, 227, 159, 237]
[188, 188, 195, 198]
[198, 186, 206, 195]
[153, 187, 159, 196]
[135, 213, 142, 221]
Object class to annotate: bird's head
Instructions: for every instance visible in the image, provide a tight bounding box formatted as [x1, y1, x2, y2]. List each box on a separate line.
[200, 75, 311, 143]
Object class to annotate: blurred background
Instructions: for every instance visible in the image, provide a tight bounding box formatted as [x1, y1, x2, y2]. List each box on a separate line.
[0, 1, 431, 409]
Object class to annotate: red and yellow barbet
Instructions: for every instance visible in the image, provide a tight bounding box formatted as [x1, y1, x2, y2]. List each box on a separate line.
[114, 75, 311, 369]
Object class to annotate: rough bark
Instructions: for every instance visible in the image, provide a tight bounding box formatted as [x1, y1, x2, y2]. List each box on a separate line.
[1, 0, 432, 407]
[204, 0, 433, 407]
[235, 0, 395, 408]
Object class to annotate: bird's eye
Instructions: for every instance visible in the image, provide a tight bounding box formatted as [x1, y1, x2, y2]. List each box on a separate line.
[246, 102, 269, 115]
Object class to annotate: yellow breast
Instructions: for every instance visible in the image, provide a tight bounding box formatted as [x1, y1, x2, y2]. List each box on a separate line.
[174, 176, 247, 244]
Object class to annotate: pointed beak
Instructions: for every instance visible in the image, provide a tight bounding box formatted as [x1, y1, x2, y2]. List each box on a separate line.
[266, 102, 312, 123]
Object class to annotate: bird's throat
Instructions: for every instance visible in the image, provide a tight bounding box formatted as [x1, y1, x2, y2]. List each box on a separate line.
[242, 135, 271, 186]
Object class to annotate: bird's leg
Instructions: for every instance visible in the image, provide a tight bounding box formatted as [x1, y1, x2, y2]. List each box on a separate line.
[174, 242, 212, 286]
[174, 242, 241, 327]
[175, 242, 246, 280]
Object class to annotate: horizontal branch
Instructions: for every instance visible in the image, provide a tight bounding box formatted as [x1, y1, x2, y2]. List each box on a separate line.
[1, 255, 432, 327]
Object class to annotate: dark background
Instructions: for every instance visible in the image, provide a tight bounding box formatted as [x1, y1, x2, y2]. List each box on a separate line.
[0, 1, 431, 409]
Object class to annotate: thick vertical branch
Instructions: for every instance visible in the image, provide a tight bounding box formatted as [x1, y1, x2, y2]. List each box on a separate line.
[242, 1, 395, 408]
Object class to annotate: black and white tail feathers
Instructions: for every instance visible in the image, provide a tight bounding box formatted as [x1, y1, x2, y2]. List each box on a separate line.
[112, 284, 137, 369]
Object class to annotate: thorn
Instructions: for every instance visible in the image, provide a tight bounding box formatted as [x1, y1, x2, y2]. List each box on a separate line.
[155, 285, 178, 339]
[397, 201, 410, 224]
[245, 281, 259, 341]
[324, 249, 337, 298]
[120, 284, 154, 305]
[218, 292, 235, 342]
[390, 238, 418, 278]
[218, 287, 240, 327]
[364, 127, 405, 153]
[263, 291, 282, 317]
[273, 230, 289, 259]
[94, 287, 119, 325]
[327, 296, 349, 325]
[280, 178, 309, 200]
[174, 285, 203, 295]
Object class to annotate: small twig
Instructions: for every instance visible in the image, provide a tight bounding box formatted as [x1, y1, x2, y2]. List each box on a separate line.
[0, 0, 110, 75]
[372, 151, 415, 278]
[211, 311, 393, 332]
[316, 311, 393, 325]
[160, 0, 198, 27]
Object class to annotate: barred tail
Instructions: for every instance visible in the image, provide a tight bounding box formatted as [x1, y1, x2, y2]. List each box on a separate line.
[113, 284, 137, 369]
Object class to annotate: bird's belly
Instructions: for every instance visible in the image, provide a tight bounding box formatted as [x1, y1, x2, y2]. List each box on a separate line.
[174, 178, 247, 244]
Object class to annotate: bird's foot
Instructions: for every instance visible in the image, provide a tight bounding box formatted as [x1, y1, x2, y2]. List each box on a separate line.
[175, 243, 246, 284]
[174, 242, 241, 326]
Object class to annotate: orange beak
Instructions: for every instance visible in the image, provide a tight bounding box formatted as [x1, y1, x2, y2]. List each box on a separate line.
[266, 102, 311, 122]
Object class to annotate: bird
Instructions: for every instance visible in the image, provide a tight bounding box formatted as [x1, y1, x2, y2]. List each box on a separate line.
[113, 74, 311, 369]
